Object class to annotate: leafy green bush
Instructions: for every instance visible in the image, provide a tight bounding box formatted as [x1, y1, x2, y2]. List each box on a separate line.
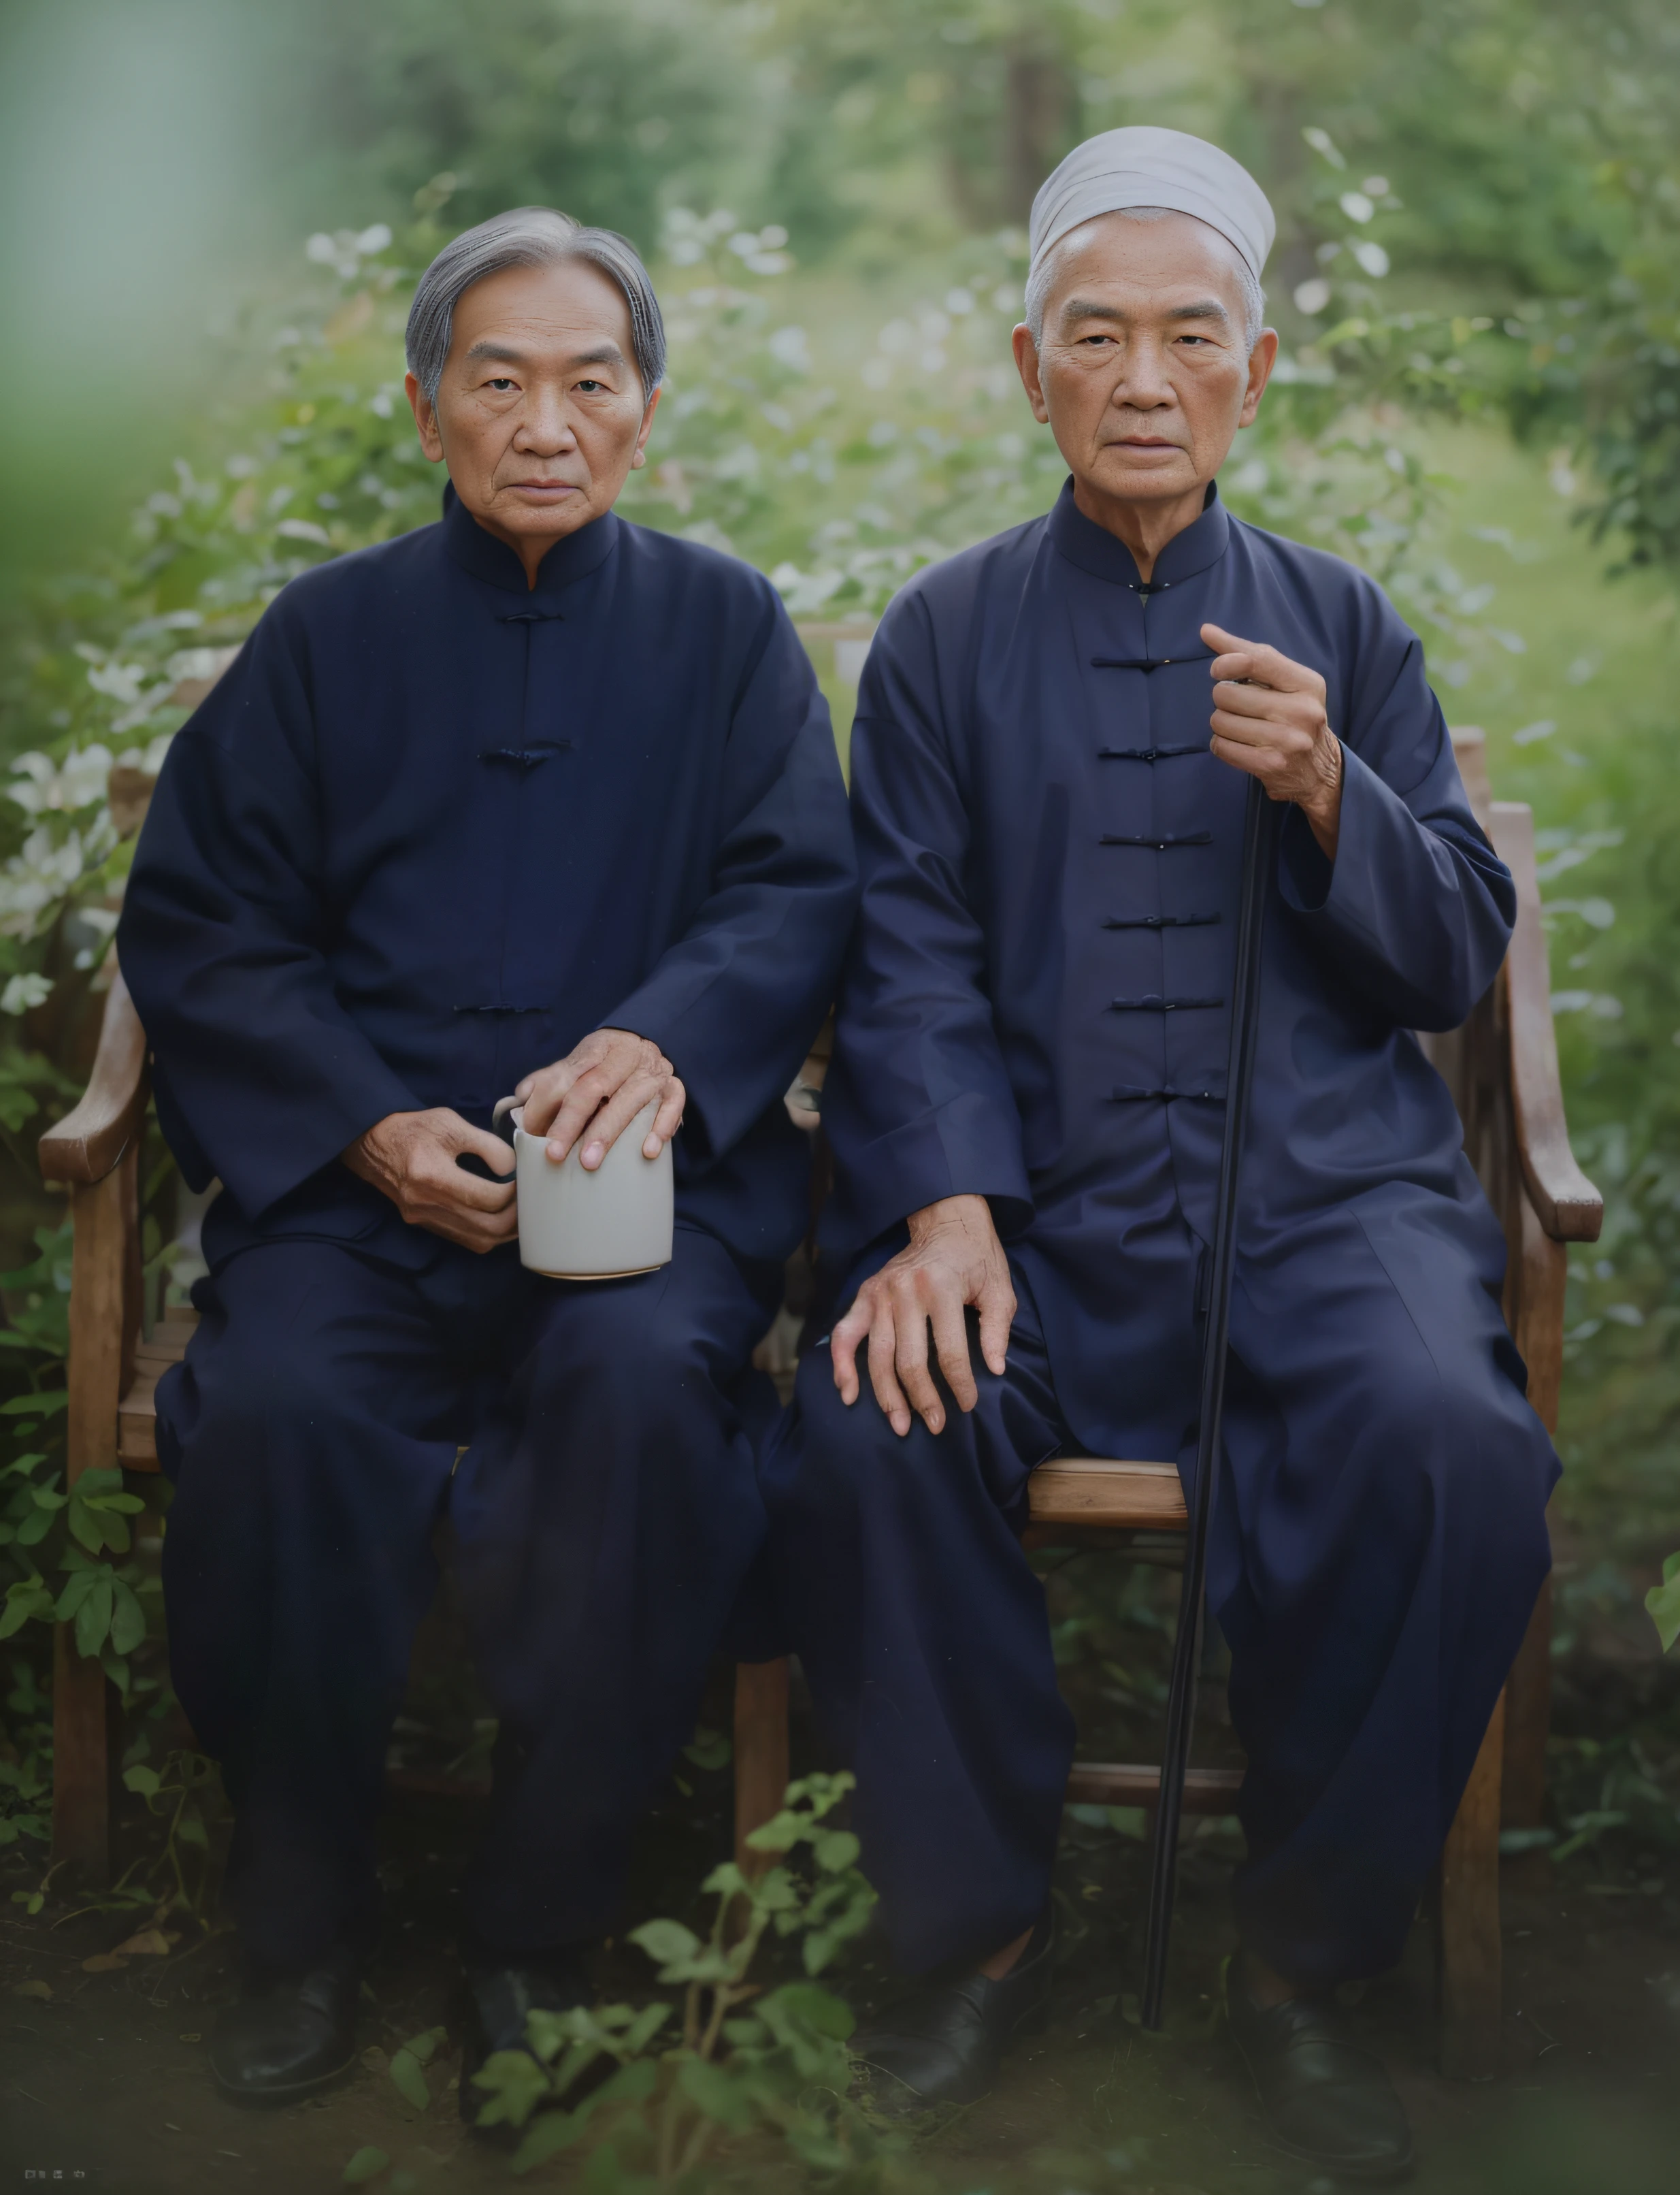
[467, 1771, 887, 2182]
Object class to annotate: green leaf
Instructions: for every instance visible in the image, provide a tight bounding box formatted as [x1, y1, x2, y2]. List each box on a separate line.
[388, 2046, 430, 2109]
[1647, 1552, 1680, 1653]
[123, 1765, 161, 1798]
[626, 1917, 701, 1968]
[758, 1981, 855, 2045]
[342, 2147, 390, 2185]
[29, 1488, 67, 1511]
[67, 1500, 106, 1555]
[813, 1829, 860, 1872]
[55, 1569, 97, 1621]
[73, 1573, 114, 1659]
[0, 1391, 66, 1416]
[743, 1809, 803, 1853]
[399, 2023, 447, 2067]
[676, 2053, 756, 2132]
[510, 2107, 589, 2171]
[681, 1725, 732, 1772]
[110, 1578, 147, 1657]
[620, 2000, 671, 2055]
[175, 1812, 208, 1849]
[593, 2057, 657, 2107]
[0, 1582, 54, 1638]
[471, 2047, 553, 2130]
[14, 1509, 54, 1547]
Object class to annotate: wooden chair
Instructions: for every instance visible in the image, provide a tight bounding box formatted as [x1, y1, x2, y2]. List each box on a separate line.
[37, 728, 1596, 2079]
[726, 730, 1602, 2078]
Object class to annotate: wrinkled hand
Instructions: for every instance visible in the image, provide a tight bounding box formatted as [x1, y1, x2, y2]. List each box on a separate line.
[1202, 622, 1344, 859]
[830, 1193, 1015, 1438]
[514, 1027, 685, 1170]
[342, 1108, 516, 1253]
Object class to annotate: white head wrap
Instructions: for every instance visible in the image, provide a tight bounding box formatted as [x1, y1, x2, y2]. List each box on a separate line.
[1028, 126, 1275, 285]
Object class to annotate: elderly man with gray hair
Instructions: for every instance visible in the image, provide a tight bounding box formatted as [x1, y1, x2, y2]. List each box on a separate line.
[116, 208, 855, 2107]
[765, 129, 1557, 2178]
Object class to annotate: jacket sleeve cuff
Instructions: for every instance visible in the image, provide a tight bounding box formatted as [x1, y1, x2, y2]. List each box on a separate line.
[825, 1092, 1034, 1248]
[210, 1054, 422, 1220]
[1277, 745, 1398, 949]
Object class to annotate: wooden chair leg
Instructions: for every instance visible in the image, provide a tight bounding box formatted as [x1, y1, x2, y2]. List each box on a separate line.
[1501, 1576, 1552, 1840]
[1438, 1685, 1506, 2080]
[51, 1160, 134, 1881]
[733, 1658, 791, 1879]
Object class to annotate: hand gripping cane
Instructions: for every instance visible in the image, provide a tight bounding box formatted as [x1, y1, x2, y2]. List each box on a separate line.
[1140, 773, 1279, 2032]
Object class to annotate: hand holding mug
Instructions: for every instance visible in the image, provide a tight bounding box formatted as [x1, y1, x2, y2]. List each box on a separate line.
[342, 1108, 516, 1253]
[514, 1027, 685, 1170]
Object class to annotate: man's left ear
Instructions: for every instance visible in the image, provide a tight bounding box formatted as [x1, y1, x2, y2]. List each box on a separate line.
[1238, 329, 1280, 429]
[631, 385, 663, 470]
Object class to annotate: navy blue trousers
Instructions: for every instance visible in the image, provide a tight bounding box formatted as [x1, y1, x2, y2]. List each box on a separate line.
[157, 1224, 782, 1970]
[762, 1202, 1557, 1986]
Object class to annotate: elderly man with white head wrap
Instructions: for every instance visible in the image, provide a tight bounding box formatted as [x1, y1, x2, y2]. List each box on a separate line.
[765, 129, 1555, 2175]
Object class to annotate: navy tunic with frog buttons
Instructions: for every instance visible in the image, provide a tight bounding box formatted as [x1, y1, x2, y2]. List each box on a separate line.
[118, 489, 856, 1966]
[763, 480, 1558, 1984]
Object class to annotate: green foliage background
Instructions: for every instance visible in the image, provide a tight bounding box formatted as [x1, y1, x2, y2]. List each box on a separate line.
[1, 0, 1679, 1864]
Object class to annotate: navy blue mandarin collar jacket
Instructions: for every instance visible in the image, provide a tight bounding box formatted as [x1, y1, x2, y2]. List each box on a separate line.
[821, 476, 1517, 1346]
[118, 488, 858, 1270]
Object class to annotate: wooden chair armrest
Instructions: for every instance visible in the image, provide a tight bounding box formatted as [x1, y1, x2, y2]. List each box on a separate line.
[1487, 803, 1603, 1243]
[38, 970, 150, 1186]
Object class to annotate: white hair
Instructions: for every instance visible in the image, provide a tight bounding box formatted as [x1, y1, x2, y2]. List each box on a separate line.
[1024, 206, 1266, 351]
[406, 206, 666, 402]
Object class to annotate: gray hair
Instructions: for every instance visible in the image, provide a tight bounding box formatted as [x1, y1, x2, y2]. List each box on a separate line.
[405, 206, 667, 402]
[1025, 206, 1266, 351]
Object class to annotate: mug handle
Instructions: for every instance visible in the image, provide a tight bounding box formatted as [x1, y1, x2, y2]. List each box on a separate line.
[492, 1096, 523, 1143]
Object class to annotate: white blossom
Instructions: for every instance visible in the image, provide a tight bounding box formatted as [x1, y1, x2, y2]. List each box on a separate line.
[0, 973, 53, 1015]
[7, 747, 114, 817]
[86, 662, 150, 706]
[0, 828, 98, 939]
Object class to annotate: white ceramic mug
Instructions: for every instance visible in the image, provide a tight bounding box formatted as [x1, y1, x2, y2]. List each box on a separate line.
[492, 1096, 674, 1280]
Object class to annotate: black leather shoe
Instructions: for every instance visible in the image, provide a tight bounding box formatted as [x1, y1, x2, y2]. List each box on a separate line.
[850, 1915, 1053, 2115]
[210, 1953, 359, 2102]
[1226, 1974, 1415, 2183]
[458, 1953, 593, 2132]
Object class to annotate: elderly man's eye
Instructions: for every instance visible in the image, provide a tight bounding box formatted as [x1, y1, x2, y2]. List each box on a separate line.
[576, 378, 605, 393]
[488, 378, 518, 391]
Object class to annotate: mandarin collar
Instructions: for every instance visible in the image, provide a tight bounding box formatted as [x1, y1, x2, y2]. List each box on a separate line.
[442, 481, 621, 609]
[1047, 476, 1230, 591]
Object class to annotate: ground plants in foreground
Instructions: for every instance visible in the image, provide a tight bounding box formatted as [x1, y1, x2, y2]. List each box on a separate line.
[468, 1770, 889, 2183]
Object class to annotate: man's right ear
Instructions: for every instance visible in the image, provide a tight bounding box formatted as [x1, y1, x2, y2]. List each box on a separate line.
[1011, 325, 1051, 426]
[404, 372, 446, 464]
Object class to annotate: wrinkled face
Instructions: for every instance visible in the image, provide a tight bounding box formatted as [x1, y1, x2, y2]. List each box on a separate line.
[1012, 210, 1276, 513]
[406, 256, 659, 552]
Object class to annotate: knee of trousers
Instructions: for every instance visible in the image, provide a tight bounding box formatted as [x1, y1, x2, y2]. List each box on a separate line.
[163, 1338, 367, 1484]
[518, 1299, 728, 1437]
[763, 1344, 984, 1546]
[1313, 1349, 1555, 1549]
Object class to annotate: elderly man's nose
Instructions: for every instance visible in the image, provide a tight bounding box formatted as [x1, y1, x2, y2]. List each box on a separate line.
[1115, 351, 1175, 403]
[516, 393, 575, 451]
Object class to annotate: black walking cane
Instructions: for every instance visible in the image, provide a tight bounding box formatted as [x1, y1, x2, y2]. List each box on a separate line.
[1140, 772, 1279, 2032]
